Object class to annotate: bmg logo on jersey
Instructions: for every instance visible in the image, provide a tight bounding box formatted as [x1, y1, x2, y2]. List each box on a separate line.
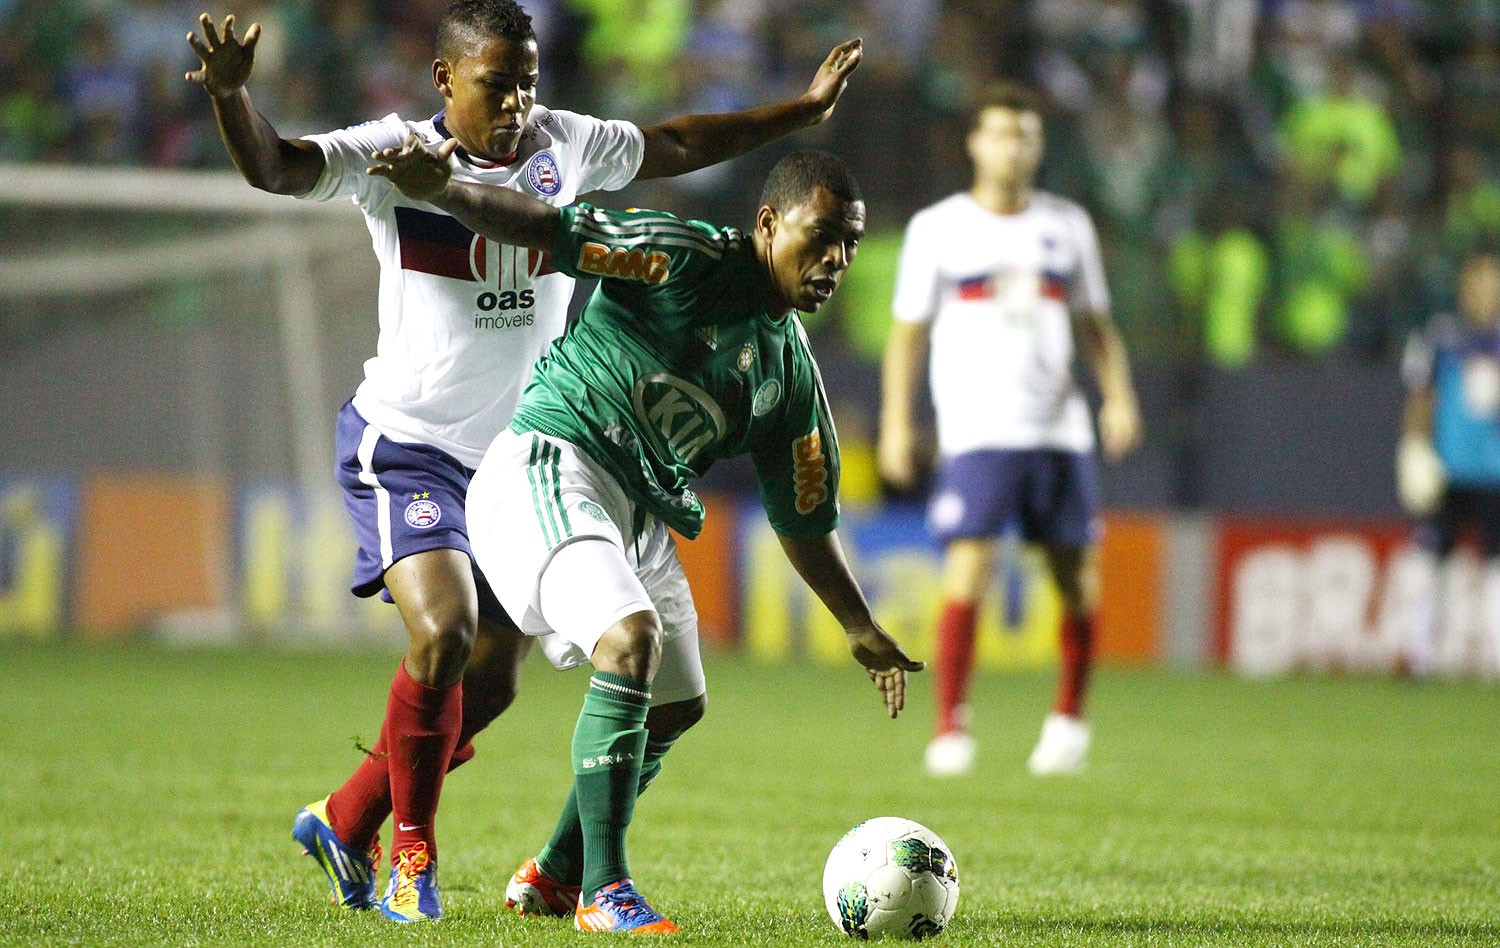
[577, 242, 671, 284]
[792, 428, 829, 515]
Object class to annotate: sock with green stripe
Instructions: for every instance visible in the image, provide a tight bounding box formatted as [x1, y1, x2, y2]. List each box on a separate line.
[536, 726, 683, 886]
[571, 671, 651, 898]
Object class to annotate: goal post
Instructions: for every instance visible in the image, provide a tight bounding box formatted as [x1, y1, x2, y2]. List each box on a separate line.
[0, 162, 398, 643]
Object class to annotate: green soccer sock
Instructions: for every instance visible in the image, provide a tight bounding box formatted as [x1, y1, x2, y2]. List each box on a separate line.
[568, 671, 651, 898]
[536, 727, 682, 887]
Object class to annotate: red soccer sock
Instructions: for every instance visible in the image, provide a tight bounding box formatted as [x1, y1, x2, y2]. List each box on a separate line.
[1054, 612, 1095, 718]
[385, 661, 463, 861]
[326, 728, 393, 852]
[933, 601, 979, 735]
[324, 690, 493, 853]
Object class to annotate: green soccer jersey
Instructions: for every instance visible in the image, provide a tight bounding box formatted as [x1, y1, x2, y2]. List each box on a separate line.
[509, 202, 841, 540]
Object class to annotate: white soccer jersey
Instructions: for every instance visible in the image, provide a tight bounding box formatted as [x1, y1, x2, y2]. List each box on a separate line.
[893, 191, 1110, 455]
[297, 105, 644, 468]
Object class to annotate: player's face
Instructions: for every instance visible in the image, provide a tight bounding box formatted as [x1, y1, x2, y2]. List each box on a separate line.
[761, 187, 866, 313]
[967, 106, 1043, 188]
[1460, 255, 1500, 326]
[434, 36, 539, 162]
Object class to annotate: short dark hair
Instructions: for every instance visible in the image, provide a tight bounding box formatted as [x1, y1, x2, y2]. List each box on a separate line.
[968, 81, 1044, 132]
[758, 150, 863, 213]
[438, 0, 535, 60]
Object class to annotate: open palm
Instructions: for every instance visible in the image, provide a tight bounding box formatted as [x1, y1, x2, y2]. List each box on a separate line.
[185, 13, 260, 97]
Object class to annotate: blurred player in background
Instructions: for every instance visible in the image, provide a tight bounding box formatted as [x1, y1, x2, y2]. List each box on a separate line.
[186, 1, 864, 921]
[1397, 248, 1500, 674]
[879, 82, 1141, 777]
[368, 138, 921, 933]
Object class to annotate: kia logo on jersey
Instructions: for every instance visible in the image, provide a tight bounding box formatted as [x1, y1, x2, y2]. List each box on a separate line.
[631, 373, 726, 468]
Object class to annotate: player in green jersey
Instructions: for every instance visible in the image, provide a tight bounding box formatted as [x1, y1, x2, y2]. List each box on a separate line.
[368, 135, 921, 933]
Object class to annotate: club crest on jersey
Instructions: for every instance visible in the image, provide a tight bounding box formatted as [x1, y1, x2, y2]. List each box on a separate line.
[526, 150, 562, 196]
[404, 497, 442, 528]
[752, 378, 782, 417]
[632, 372, 726, 467]
[576, 499, 611, 523]
[738, 344, 755, 372]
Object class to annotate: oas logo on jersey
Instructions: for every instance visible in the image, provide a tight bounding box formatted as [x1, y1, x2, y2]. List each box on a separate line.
[526, 151, 562, 196]
[405, 498, 442, 528]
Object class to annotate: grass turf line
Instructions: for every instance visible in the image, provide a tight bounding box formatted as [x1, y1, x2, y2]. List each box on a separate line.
[0, 643, 1497, 945]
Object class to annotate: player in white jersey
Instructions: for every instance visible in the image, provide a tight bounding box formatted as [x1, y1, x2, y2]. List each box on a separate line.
[879, 82, 1142, 778]
[187, 2, 864, 920]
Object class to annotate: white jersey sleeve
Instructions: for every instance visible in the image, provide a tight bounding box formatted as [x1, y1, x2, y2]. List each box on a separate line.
[891, 210, 942, 324]
[1066, 202, 1111, 316]
[549, 109, 644, 195]
[295, 113, 411, 205]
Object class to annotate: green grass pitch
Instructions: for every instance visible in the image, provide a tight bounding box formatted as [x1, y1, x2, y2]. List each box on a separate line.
[2, 643, 1498, 946]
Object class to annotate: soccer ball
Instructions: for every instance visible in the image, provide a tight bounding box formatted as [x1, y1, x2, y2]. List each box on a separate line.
[822, 817, 960, 940]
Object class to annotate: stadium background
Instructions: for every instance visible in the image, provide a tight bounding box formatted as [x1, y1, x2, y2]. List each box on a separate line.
[1, 0, 1497, 679]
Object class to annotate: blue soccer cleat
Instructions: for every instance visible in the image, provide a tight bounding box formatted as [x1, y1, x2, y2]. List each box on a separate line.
[291, 797, 380, 910]
[574, 879, 678, 934]
[379, 842, 442, 922]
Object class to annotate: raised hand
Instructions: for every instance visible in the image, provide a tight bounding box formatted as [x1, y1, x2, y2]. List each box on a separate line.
[804, 39, 863, 124]
[185, 12, 261, 98]
[367, 134, 459, 202]
[845, 622, 924, 719]
[878, 427, 919, 492]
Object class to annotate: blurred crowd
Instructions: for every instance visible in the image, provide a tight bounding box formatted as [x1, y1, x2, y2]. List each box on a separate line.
[4, 0, 1500, 367]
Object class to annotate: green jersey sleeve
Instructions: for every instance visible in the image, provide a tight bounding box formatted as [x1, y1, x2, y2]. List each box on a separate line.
[550, 202, 729, 312]
[751, 317, 842, 538]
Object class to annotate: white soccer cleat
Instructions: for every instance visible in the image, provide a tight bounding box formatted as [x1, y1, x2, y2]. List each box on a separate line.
[924, 731, 976, 777]
[1027, 713, 1090, 775]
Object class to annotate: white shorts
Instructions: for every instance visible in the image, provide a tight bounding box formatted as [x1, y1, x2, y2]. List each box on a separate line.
[467, 429, 705, 705]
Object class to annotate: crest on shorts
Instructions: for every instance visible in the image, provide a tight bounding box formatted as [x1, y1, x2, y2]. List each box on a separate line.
[404, 498, 442, 529]
[577, 499, 610, 523]
[752, 378, 782, 417]
[738, 344, 755, 372]
[526, 150, 562, 196]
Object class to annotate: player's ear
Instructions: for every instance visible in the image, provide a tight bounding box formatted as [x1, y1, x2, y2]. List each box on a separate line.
[756, 205, 778, 241]
[433, 59, 454, 97]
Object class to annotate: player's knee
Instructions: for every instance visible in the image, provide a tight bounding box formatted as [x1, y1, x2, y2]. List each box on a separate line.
[648, 693, 706, 739]
[406, 606, 478, 663]
[592, 611, 662, 680]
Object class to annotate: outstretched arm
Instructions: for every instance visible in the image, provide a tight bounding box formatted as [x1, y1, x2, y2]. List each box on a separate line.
[1077, 313, 1142, 462]
[777, 530, 924, 719]
[634, 39, 863, 180]
[186, 13, 323, 195]
[367, 135, 561, 251]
